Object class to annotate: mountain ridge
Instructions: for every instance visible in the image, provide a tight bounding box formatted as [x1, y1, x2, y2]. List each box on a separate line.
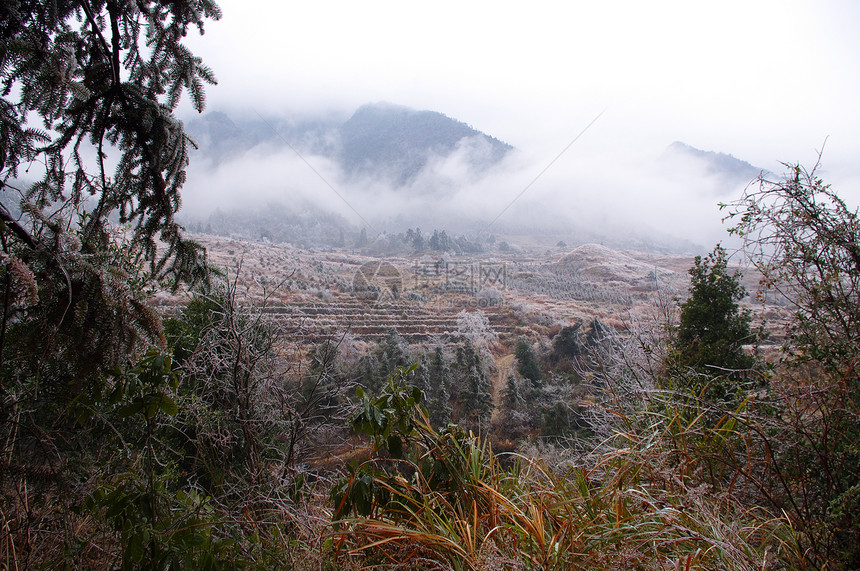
[186, 103, 513, 185]
[339, 103, 513, 184]
[665, 141, 766, 188]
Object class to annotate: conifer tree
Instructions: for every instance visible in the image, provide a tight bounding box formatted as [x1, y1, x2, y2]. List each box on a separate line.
[586, 317, 609, 346]
[0, 3, 221, 565]
[412, 358, 428, 391]
[428, 377, 453, 430]
[425, 347, 453, 428]
[515, 337, 542, 387]
[303, 339, 342, 418]
[358, 353, 382, 392]
[356, 227, 369, 248]
[550, 323, 584, 364]
[455, 340, 492, 430]
[428, 347, 448, 382]
[1, 0, 220, 389]
[501, 373, 522, 412]
[378, 330, 407, 370]
[668, 245, 758, 403]
[1, 0, 219, 283]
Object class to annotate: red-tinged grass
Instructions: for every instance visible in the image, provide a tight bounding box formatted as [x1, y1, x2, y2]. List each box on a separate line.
[324, 399, 802, 570]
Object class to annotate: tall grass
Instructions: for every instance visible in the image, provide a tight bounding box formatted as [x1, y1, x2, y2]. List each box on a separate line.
[326, 375, 801, 570]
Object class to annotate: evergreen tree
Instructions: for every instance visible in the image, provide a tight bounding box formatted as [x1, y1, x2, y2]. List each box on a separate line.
[429, 229, 442, 251]
[0, 3, 222, 565]
[492, 372, 530, 445]
[461, 363, 492, 430]
[303, 339, 342, 418]
[549, 323, 585, 372]
[356, 227, 369, 248]
[427, 376, 453, 430]
[429, 229, 452, 252]
[585, 317, 609, 346]
[551, 323, 584, 361]
[358, 353, 382, 392]
[669, 245, 758, 402]
[501, 373, 522, 413]
[428, 347, 448, 383]
[539, 402, 590, 440]
[454, 340, 492, 430]
[409, 228, 425, 252]
[424, 347, 453, 428]
[377, 330, 407, 374]
[1, 0, 219, 392]
[1, 0, 218, 283]
[515, 337, 542, 387]
[412, 358, 430, 395]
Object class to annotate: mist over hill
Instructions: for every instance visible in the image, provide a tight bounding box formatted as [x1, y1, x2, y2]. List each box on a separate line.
[663, 141, 767, 193]
[186, 103, 512, 186]
[181, 104, 765, 254]
[339, 103, 512, 185]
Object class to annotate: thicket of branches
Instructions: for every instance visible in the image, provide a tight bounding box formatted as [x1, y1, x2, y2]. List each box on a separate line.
[721, 163, 860, 566]
[0, 2, 233, 567]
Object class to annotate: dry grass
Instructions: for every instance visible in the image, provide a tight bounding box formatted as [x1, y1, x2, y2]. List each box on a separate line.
[321, 395, 799, 571]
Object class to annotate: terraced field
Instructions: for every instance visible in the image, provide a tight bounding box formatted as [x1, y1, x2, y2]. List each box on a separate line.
[264, 298, 519, 343]
[159, 233, 789, 352]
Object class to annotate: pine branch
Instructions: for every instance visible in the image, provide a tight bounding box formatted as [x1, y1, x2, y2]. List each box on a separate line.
[0, 196, 37, 249]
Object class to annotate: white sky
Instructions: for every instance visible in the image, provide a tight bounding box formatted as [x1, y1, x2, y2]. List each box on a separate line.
[180, 0, 860, 246]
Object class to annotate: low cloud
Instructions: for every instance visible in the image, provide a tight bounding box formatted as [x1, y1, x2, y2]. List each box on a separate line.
[181, 118, 761, 252]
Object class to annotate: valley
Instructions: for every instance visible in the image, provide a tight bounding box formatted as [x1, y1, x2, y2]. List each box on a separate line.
[159, 232, 788, 358]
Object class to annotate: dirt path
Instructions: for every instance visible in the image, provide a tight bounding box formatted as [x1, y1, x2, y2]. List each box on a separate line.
[493, 354, 515, 408]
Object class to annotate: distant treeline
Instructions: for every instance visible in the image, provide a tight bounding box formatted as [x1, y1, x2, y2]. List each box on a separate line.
[357, 227, 488, 255]
[186, 204, 497, 254]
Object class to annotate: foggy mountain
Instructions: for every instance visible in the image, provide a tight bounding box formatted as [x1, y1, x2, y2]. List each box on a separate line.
[186, 103, 512, 186]
[181, 103, 767, 254]
[186, 110, 343, 163]
[663, 141, 767, 191]
[339, 103, 512, 185]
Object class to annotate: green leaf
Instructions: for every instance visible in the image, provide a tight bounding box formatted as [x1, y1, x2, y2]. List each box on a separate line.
[159, 394, 178, 416]
[145, 400, 160, 419]
[109, 382, 124, 404]
[128, 531, 145, 562]
[117, 401, 144, 418]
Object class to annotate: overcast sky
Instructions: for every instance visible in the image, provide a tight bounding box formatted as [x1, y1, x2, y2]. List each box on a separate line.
[180, 0, 860, 246]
